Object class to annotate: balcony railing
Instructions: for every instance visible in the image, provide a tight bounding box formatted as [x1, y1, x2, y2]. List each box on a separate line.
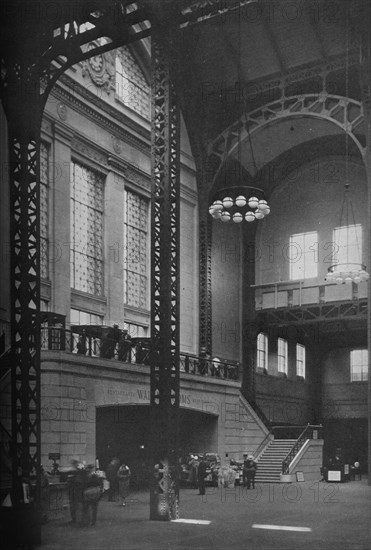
[41, 327, 240, 381]
[253, 279, 368, 310]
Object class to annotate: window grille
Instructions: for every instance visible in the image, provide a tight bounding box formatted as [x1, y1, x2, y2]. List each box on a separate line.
[70, 162, 104, 295]
[115, 47, 150, 119]
[124, 190, 148, 309]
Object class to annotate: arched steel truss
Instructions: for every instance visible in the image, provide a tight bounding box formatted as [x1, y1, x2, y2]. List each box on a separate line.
[209, 94, 366, 187]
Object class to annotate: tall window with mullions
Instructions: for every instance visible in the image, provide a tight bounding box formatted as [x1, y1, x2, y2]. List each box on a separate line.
[40, 142, 49, 279]
[70, 162, 104, 295]
[257, 333, 268, 371]
[124, 189, 148, 309]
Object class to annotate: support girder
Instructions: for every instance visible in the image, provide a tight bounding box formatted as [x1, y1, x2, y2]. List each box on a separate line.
[256, 298, 368, 327]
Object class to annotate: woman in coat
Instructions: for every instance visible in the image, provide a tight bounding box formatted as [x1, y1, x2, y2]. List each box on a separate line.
[117, 463, 131, 507]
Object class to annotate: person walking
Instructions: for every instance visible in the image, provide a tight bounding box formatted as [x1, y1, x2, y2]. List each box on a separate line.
[197, 455, 208, 496]
[117, 462, 131, 506]
[106, 457, 120, 502]
[82, 465, 103, 526]
[66, 461, 86, 525]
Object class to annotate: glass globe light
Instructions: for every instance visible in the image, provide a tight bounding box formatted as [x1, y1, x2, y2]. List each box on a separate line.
[359, 270, 368, 281]
[220, 211, 231, 222]
[222, 196, 233, 209]
[209, 204, 216, 215]
[335, 276, 343, 285]
[232, 212, 243, 223]
[248, 196, 259, 209]
[344, 276, 353, 285]
[245, 211, 255, 222]
[235, 195, 247, 207]
[353, 275, 361, 284]
[255, 211, 265, 220]
[258, 200, 269, 213]
[212, 209, 222, 219]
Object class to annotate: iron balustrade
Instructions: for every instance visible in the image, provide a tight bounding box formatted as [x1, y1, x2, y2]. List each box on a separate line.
[281, 424, 323, 474]
[40, 327, 240, 381]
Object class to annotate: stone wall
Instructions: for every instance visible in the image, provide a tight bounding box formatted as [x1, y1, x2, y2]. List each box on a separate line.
[41, 351, 269, 470]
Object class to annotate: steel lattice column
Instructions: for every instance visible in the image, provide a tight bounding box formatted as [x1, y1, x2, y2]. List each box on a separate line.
[199, 174, 213, 356]
[1, 53, 42, 528]
[149, 19, 180, 521]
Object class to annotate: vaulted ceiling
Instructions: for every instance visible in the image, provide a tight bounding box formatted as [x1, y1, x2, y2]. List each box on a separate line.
[1, 0, 368, 196]
[177, 0, 364, 160]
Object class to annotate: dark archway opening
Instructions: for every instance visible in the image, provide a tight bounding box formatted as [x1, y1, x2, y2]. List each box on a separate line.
[96, 405, 218, 487]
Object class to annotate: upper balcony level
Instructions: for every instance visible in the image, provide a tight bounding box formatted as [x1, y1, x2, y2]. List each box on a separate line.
[40, 316, 240, 382]
[253, 279, 368, 311]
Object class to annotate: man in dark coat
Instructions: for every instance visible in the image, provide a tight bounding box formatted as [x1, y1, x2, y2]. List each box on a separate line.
[197, 455, 208, 496]
[243, 455, 257, 489]
[106, 457, 120, 501]
[82, 465, 103, 526]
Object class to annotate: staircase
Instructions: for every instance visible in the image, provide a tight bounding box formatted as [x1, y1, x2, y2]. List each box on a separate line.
[255, 439, 296, 483]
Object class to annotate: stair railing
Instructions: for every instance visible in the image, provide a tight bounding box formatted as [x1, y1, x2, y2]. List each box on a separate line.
[252, 432, 273, 461]
[281, 424, 322, 474]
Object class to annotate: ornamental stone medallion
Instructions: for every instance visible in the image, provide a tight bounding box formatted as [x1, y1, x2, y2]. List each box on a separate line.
[81, 42, 115, 94]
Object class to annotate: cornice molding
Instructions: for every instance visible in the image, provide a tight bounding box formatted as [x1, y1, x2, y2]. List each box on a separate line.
[52, 74, 151, 155]
[71, 135, 110, 171]
[54, 121, 74, 146]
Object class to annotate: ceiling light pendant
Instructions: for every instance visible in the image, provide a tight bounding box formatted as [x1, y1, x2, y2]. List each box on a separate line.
[325, 14, 369, 285]
[209, 186, 270, 224]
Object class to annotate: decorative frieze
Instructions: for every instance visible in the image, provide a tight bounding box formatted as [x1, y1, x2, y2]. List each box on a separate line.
[81, 43, 115, 95]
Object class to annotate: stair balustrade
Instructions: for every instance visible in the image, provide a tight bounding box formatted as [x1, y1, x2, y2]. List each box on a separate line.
[281, 424, 323, 474]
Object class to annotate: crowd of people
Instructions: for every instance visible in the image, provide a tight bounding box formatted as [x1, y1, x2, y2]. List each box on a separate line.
[57, 452, 258, 527]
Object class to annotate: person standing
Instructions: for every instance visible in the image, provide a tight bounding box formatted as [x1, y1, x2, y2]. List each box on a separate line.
[106, 457, 120, 502]
[117, 463, 131, 507]
[243, 456, 257, 489]
[197, 455, 208, 496]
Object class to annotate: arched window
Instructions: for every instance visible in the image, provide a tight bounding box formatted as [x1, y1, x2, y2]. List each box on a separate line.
[115, 47, 150, 119]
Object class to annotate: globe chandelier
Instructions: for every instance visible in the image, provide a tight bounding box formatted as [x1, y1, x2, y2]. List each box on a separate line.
[325, 18, 368, 286]
[325, 183, 369, 285]
[209, 185, 270, 223]
[209, 6, 270, 225]
[209, 113, 270, 224]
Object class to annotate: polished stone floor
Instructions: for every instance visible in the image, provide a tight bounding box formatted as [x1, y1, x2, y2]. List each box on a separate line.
[41, 479, 370, 550]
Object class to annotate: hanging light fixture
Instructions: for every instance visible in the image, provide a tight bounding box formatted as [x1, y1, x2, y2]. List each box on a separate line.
[325, 183, 368, 285]
[209, 185, 270, 223]
[209, 5, 270, 224]
[208, 104, 270, 226]
[325, 13, 368, 285]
